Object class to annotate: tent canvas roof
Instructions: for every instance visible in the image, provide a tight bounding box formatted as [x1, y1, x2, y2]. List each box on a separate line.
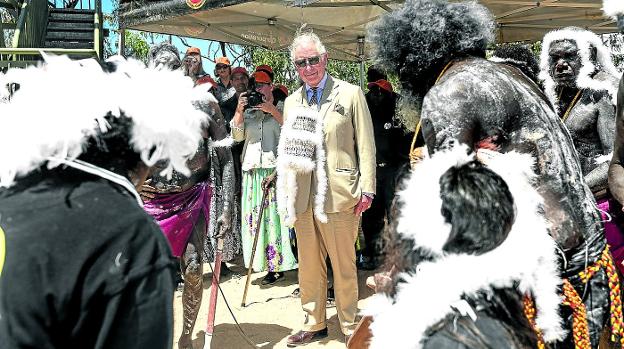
[119, 0, 618, 61]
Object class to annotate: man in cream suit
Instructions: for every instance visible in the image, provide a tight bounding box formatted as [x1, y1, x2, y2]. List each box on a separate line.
[282, 32, 376, 347]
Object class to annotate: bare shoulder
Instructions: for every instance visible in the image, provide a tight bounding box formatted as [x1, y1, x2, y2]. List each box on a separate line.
[427, 58, 525, 103]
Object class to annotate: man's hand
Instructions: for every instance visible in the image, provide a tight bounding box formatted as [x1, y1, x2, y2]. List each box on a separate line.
[354, 194, 373, 215]
[139, 183, 159, 201]
[261, 172, 277, 191]
[139, 182, 182, 201]
[236, 92, 248, 113]
[215, 208, 232, 238]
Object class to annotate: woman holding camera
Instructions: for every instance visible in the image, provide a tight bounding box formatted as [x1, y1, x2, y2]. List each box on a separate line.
[231, 69, 297, 285]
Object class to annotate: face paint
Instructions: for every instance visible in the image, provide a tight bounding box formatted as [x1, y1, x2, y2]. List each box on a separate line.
[153, 50, 181, 70]
[548, 40, 582, 88]
[183, 54, 202, 77]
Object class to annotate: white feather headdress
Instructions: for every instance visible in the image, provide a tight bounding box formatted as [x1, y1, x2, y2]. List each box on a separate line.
[603, 0, 624, 18]
[0, 54, 212, 187]
[365, 146, 564, 348]
[538, 27, 620, 113]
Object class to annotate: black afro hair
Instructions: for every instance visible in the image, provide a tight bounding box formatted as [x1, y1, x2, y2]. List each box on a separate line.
[368, 0, 495, 93]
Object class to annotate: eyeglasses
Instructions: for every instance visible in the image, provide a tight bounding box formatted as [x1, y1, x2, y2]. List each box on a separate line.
[293, 55, 322, 68]
[216, 64, 229, 70]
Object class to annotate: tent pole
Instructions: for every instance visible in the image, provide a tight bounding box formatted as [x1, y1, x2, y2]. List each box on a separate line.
[359, 59, 365, 90]
[357, 35, 365, 90]
[118, 28, 126, 57]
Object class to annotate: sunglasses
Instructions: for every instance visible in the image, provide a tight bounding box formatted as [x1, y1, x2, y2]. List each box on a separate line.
[294, 55, 322, 68]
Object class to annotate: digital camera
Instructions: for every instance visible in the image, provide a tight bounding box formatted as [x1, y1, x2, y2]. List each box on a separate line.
[245, 90, 264, 109]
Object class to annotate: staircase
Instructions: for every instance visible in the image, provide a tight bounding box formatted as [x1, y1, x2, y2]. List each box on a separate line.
[45, 8, 95, 50]
[0, 0, 103, 70]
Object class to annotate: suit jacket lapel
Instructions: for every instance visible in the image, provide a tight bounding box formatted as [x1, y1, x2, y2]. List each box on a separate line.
[319, 76, 339, 120]
[299, 85, 307, 106]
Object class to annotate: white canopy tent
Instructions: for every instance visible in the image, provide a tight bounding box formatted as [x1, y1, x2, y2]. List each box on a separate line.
[119, 0, 619, 62]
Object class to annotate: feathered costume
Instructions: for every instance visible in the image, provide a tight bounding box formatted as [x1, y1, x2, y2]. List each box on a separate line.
[366, 146, 564, 348]
[0, 54, 211, 349]
[0, 55, 208, 187]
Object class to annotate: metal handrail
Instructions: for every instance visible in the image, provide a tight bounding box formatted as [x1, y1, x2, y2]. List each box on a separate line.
[0, 48, 97, 55]
[1, 0, 102, 67]
[50, 0, 94, 9]
[94, 0, 101, 58]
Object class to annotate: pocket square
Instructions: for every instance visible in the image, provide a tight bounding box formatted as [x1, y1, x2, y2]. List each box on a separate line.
[333, 103, 346, 115]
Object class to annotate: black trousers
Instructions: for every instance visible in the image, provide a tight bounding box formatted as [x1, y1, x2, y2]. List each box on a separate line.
[361, 165, 400, 259]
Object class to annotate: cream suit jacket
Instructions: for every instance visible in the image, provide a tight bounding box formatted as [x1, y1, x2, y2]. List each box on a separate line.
[283, 75, 376, 215]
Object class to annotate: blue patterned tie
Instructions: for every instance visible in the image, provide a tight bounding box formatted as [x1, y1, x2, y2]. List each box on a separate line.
[309, 87, 318, 108]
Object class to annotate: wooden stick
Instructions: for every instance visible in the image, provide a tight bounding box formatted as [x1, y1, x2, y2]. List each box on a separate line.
[241, 184, 271, 307]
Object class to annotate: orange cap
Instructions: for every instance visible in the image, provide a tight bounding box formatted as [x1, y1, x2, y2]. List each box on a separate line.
[275, 84, 289, 96]
[215, 56, 231, 66]
[185, 47, 201, 55]
[253, 71, 272, 84]
[367, 79, 393, 93]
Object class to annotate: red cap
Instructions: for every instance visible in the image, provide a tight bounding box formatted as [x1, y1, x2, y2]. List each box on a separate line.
[276, 84, 289, 96]
[196, 75, 217, 89]
[256, 64, 273, 75]
[215, 57, 231, 66]
[253, 71, 272, 84]
[186, 47, 201, 55]
[367, 79, 393, 93]
[231, 66, 249, 77]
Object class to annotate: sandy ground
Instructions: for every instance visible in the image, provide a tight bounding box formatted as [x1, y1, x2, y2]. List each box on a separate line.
[172, 256, 377, 349]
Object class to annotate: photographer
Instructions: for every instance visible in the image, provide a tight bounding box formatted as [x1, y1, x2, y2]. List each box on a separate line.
[231, 69, 297, 284]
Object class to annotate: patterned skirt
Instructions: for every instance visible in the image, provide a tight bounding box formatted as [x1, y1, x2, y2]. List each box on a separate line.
[241, 168, 298, 272]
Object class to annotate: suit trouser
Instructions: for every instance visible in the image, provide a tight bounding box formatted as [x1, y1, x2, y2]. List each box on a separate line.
[294, 208, 359, 335]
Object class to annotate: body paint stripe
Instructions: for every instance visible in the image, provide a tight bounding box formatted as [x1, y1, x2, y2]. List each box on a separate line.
[0, 226, 5, 277]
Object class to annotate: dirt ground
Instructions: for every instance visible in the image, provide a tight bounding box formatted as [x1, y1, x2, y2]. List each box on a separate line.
[172, 256, 377, 349]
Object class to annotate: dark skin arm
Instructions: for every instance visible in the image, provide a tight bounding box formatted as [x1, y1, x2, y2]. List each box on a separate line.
[206, 100, 235, 236]
[611, 15, 624, 206]
[608, 76, 624, 206]
[586, 97, 616, 194]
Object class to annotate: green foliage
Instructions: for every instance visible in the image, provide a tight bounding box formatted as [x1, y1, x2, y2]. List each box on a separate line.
[0, 8, 15, 48]
[123, 30, 150, 63]
[601, 33, 624, 69]
[326, 59, 362, 86]
[243, 46, 299, 91]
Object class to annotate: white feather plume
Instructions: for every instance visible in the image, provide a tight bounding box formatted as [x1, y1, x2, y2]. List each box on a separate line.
[603, 0, 624, 18]
[0, 54, 212, 187]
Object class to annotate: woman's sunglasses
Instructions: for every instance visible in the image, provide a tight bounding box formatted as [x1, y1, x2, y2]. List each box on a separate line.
[294, 55, 322, 68]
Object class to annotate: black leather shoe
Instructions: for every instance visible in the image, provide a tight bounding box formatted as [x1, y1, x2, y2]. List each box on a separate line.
[287, 328, 328, 347]
[261, 272, 284, 285]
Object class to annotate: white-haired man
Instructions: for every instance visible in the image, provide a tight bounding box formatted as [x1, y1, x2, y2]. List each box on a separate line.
[276, 32, 376, 346]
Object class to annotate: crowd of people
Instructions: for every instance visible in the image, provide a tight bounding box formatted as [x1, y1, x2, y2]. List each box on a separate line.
[2, 0, 624, 348]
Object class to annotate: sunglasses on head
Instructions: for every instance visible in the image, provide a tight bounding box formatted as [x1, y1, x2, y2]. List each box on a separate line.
[294, 55, 322, 68]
